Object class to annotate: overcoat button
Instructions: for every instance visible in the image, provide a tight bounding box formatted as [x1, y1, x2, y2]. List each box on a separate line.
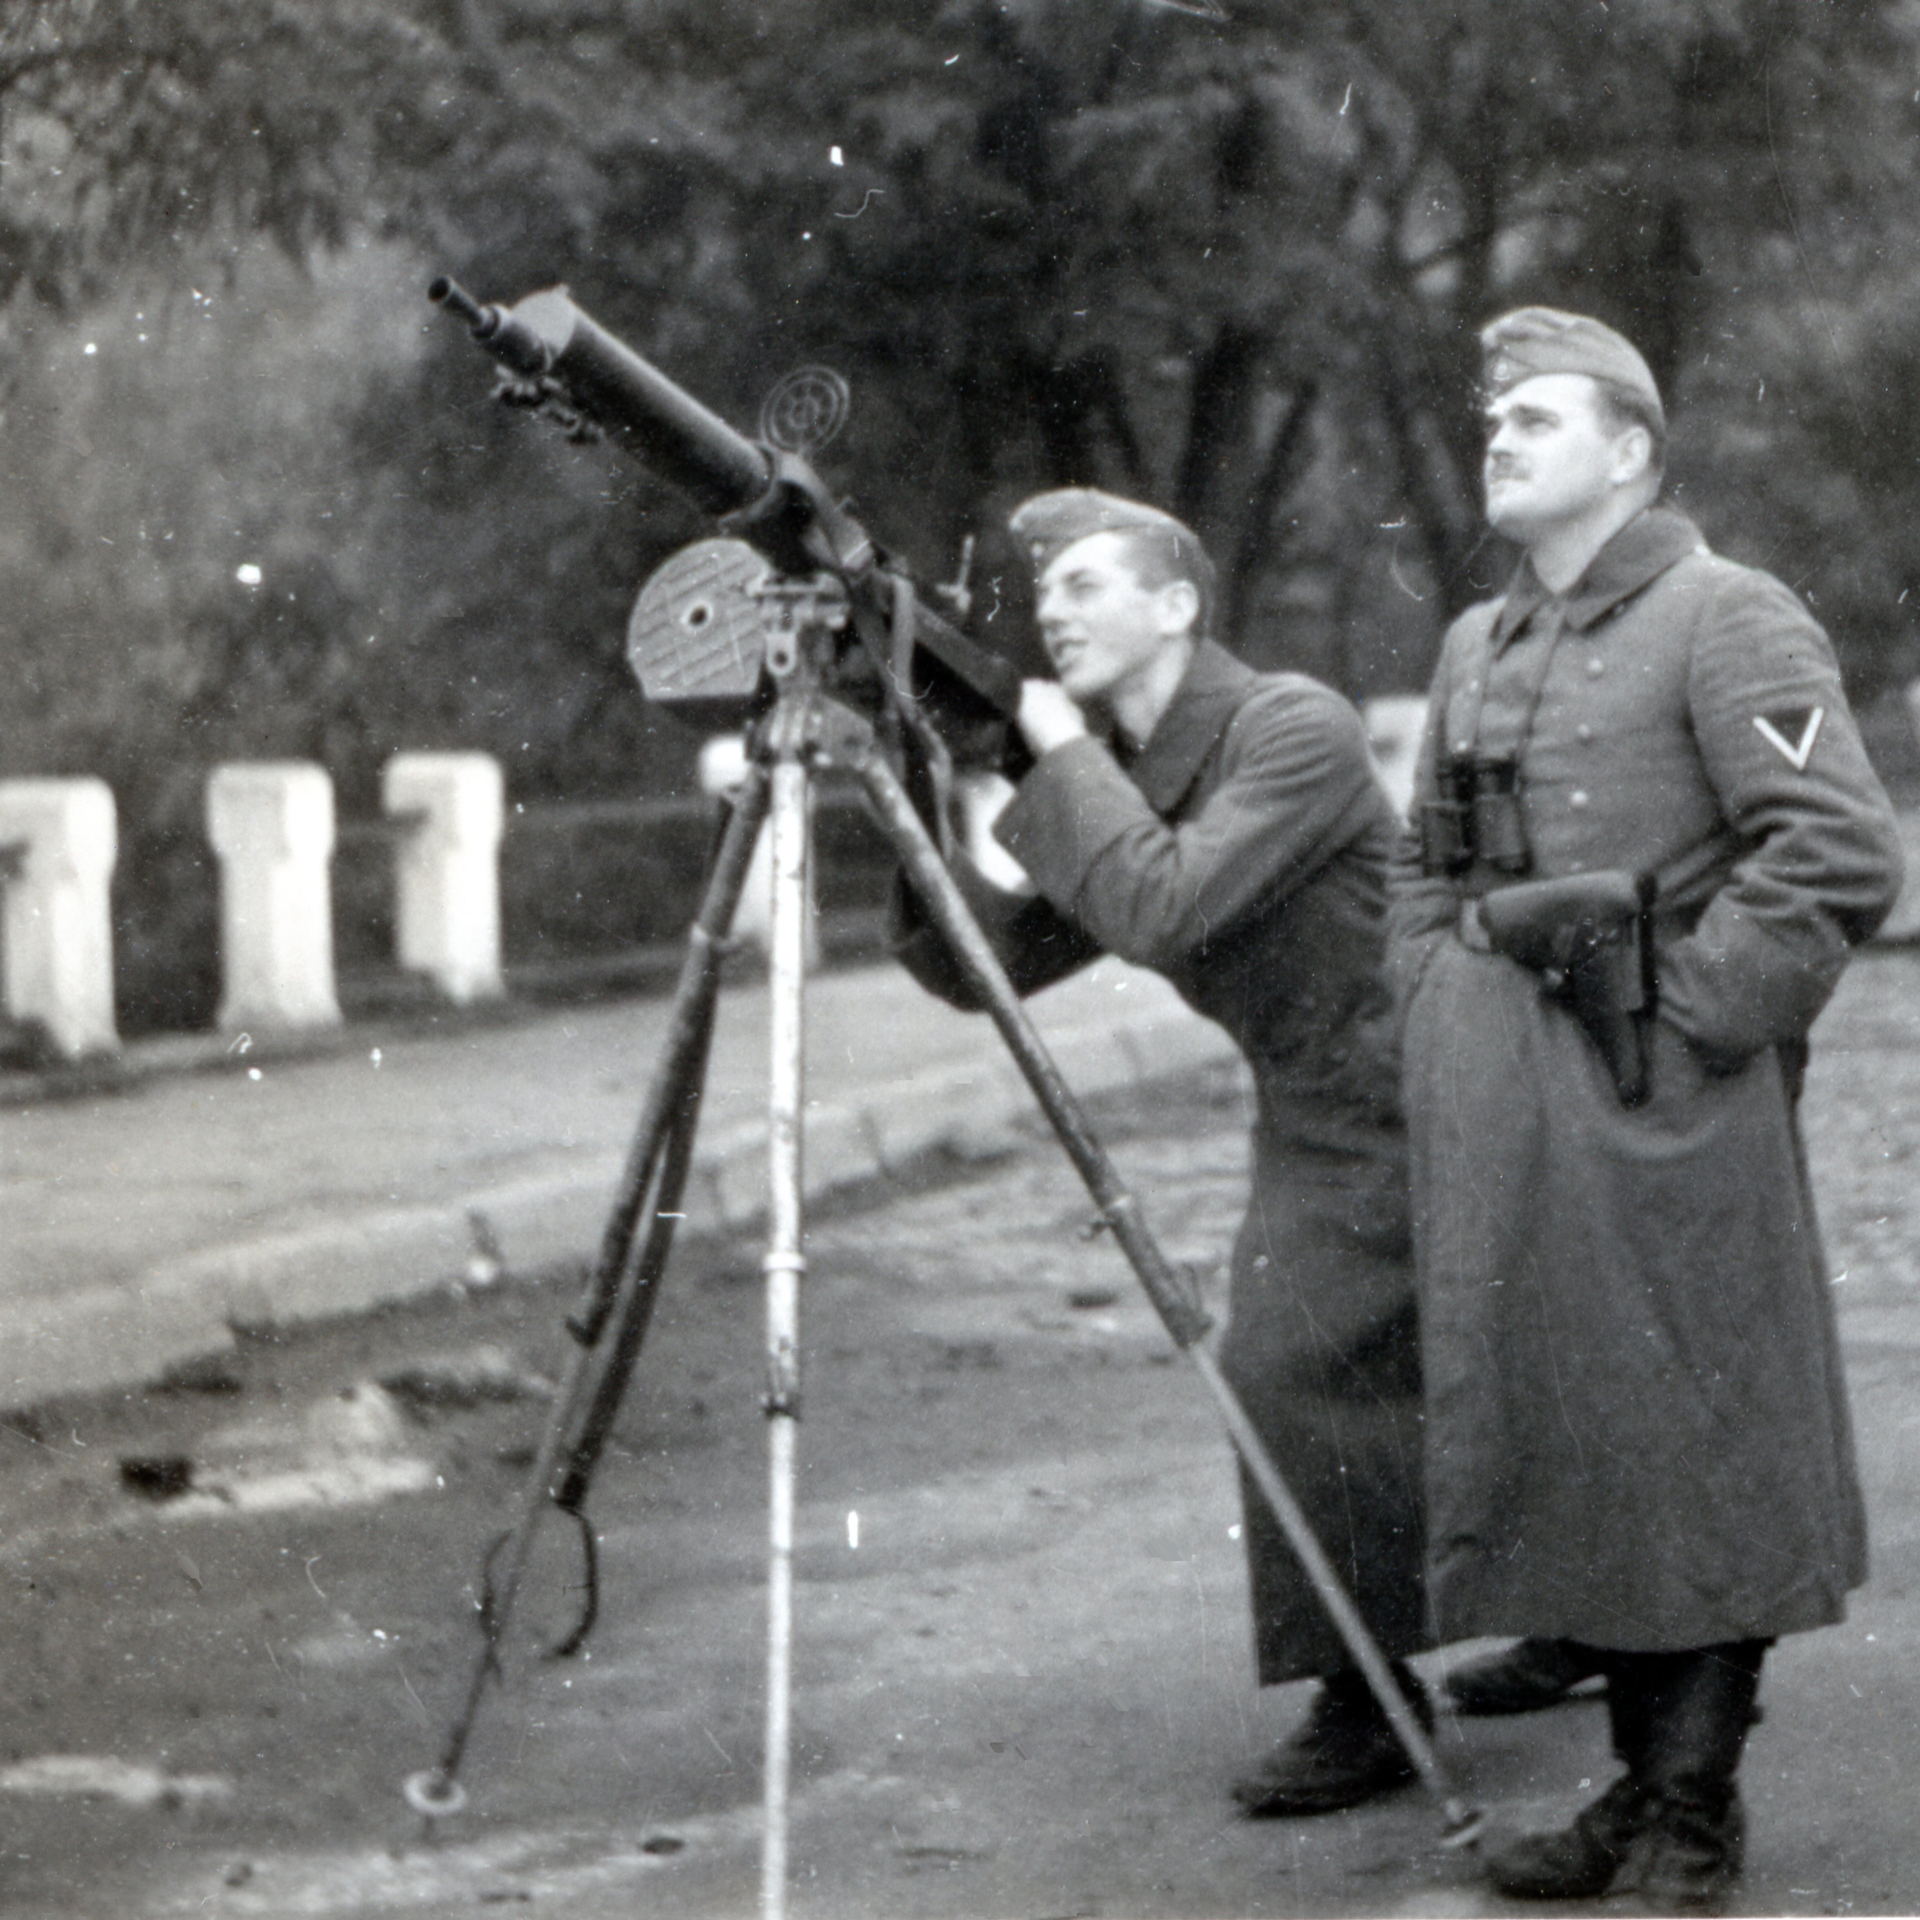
[1586, 658, 1605, 677]
[1570, 790, 1590, 808]
[1576, 723, 1594, 743]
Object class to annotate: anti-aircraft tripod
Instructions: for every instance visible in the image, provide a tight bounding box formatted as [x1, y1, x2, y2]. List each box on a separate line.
[401, 588, 1483, 1919]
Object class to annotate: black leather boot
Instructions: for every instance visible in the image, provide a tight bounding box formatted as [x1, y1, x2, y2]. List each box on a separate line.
[1445, 1638, 1607, 1715]
[1233, 1664, 1432, 1816]
[1624, 1642, 1766, 1913]
[1486, 1657, 1653, 1899]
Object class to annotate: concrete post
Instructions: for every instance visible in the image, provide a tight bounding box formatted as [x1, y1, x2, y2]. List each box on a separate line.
[207, 762, 342, 1033]
[0, 778, 119, 1058]
[1362, 693, 1431, 826]
[381, 753, 505, 1004]
[1881, 680, 1920, 942]
[1880, 811, 1920, 943]
[698, 736, 818, 968]
[952, 771, 1034, 893]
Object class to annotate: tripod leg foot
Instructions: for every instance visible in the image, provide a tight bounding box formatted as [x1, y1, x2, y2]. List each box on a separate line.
[403, 1770, 469, 1818]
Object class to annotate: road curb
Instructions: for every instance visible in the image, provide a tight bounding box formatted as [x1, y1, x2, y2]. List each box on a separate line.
[5, 1001, 1237, 1414]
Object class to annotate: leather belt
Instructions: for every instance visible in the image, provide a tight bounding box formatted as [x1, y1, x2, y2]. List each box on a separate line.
[1455, 896, 1493, 953]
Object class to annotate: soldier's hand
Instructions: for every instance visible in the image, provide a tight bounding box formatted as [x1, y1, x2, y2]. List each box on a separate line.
[1016, 679, 1090, 756]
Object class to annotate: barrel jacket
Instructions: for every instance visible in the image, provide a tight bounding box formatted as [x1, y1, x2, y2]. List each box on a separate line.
[896, 637, 1428, 1682]
[1389, 504, 1904, 1649]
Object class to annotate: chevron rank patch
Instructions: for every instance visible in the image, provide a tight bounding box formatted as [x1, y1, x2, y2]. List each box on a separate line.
[1752, 706, 1825, 772]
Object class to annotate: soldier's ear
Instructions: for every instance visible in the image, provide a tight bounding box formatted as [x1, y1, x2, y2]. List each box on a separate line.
[1158, 577, 1200, 637]
[1609, 423, 1655, 488]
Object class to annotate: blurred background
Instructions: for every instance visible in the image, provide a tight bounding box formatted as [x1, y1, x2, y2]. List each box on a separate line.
[4, 0, 1918, 1033]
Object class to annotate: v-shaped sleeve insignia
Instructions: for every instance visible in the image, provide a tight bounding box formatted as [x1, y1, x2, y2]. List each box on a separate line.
[1751, 707, 1825, 772]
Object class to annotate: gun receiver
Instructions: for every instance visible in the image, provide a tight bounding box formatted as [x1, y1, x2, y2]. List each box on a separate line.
[429, 276, 1024, 738]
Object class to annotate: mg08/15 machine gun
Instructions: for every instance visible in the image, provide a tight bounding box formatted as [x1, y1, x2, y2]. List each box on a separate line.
[429, 275, 1021, 761]
[411, 277, 1481, 1916]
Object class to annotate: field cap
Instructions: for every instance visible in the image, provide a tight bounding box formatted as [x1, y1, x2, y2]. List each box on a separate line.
[1480, 307, 1664, 427]
[1009, 488, 1202, 577]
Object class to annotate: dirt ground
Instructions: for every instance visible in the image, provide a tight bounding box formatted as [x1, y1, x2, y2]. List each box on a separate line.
[3, 953, 1920, 1919]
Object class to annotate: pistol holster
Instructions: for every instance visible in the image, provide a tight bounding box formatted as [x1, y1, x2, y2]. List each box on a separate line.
[1477, 870, 1658, 1106]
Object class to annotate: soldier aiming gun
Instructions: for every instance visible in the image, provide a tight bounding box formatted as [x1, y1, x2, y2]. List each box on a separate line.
[894, 488, 1435, 1817]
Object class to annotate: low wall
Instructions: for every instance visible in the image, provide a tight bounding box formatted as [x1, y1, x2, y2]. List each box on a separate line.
[10, 689, 1920, 1062]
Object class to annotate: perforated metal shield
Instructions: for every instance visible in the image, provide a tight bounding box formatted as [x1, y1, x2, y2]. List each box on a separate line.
[626, 538, 772, 715]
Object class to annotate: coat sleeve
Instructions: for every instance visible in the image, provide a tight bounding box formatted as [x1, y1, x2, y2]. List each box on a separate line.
[1658, 562, 1905, 1062]
[886, 854, 1103, 1013]
[1384, 618, 1473, 1021]
[990, 681, 1379, 973]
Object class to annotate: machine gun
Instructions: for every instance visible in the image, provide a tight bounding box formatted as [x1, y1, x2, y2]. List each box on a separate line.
[429, 276, 1021, 767]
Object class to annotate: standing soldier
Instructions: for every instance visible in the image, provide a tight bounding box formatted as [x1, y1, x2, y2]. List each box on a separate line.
[894, 489, 1431, 1816]
[1390, 309, 1904, 1907]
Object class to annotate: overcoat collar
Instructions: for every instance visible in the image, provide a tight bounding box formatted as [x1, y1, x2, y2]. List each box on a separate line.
[1121, 637, 1256, 814]
[1491, 505, 1708, 649]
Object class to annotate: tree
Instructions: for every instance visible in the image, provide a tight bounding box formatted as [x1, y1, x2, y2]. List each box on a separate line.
[0, 2, 459, 311]
[5, 0, 1920, 1028]
[383, 0, 1920, 680]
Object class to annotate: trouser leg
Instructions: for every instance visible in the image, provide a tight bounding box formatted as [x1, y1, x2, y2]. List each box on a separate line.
[1445, 1637, 1607, 1714]
[1600, 1647, 1656, 1772]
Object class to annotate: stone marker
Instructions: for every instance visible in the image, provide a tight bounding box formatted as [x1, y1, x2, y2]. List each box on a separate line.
[207, 762, 341, 1033]
[698, 734, 818, 968]
[1886, 682, 1920, 943]
[0, 777, 119, 1058]
[382, 753, 505, 1004]
[1361, 693, 1429, 826]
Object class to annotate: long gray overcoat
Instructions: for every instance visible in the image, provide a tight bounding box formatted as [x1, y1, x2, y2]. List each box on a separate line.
[896, 639, 1426, 1683]
[1390, 507, 1904, 1651]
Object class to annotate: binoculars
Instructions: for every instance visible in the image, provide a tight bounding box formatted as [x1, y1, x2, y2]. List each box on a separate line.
[1419, 752, 1531, 877]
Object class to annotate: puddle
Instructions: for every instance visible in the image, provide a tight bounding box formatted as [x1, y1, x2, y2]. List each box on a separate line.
[0, 1754, 233, 1807]
[156, 1454, 436, 1518]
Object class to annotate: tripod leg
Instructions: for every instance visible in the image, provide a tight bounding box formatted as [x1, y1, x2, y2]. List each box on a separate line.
[546, 769, 778, 1528]
[852, 740, 1482, 1849]
[761, 755, 808, 1920]
[404, 767, 770, 1821]
[545, 1050, 710, 1658]
[573, 762, 771, 1347]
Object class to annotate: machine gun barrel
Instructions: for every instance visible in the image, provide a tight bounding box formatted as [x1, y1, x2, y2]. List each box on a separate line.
[430, 276, 776, 519]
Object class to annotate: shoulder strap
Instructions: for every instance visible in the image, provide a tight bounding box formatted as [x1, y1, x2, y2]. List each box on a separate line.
[1436, 599, 1504, 760]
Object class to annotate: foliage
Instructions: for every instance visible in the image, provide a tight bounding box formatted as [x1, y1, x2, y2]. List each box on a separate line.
[369, 0, 1920, 677]
[0, 1, 455, 308]
[4, 0, 1920, 1026]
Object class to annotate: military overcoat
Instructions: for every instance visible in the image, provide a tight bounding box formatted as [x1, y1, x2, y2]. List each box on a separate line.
[897, 638, 1427, 1683]
[1390, 506, 1904, 1651]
